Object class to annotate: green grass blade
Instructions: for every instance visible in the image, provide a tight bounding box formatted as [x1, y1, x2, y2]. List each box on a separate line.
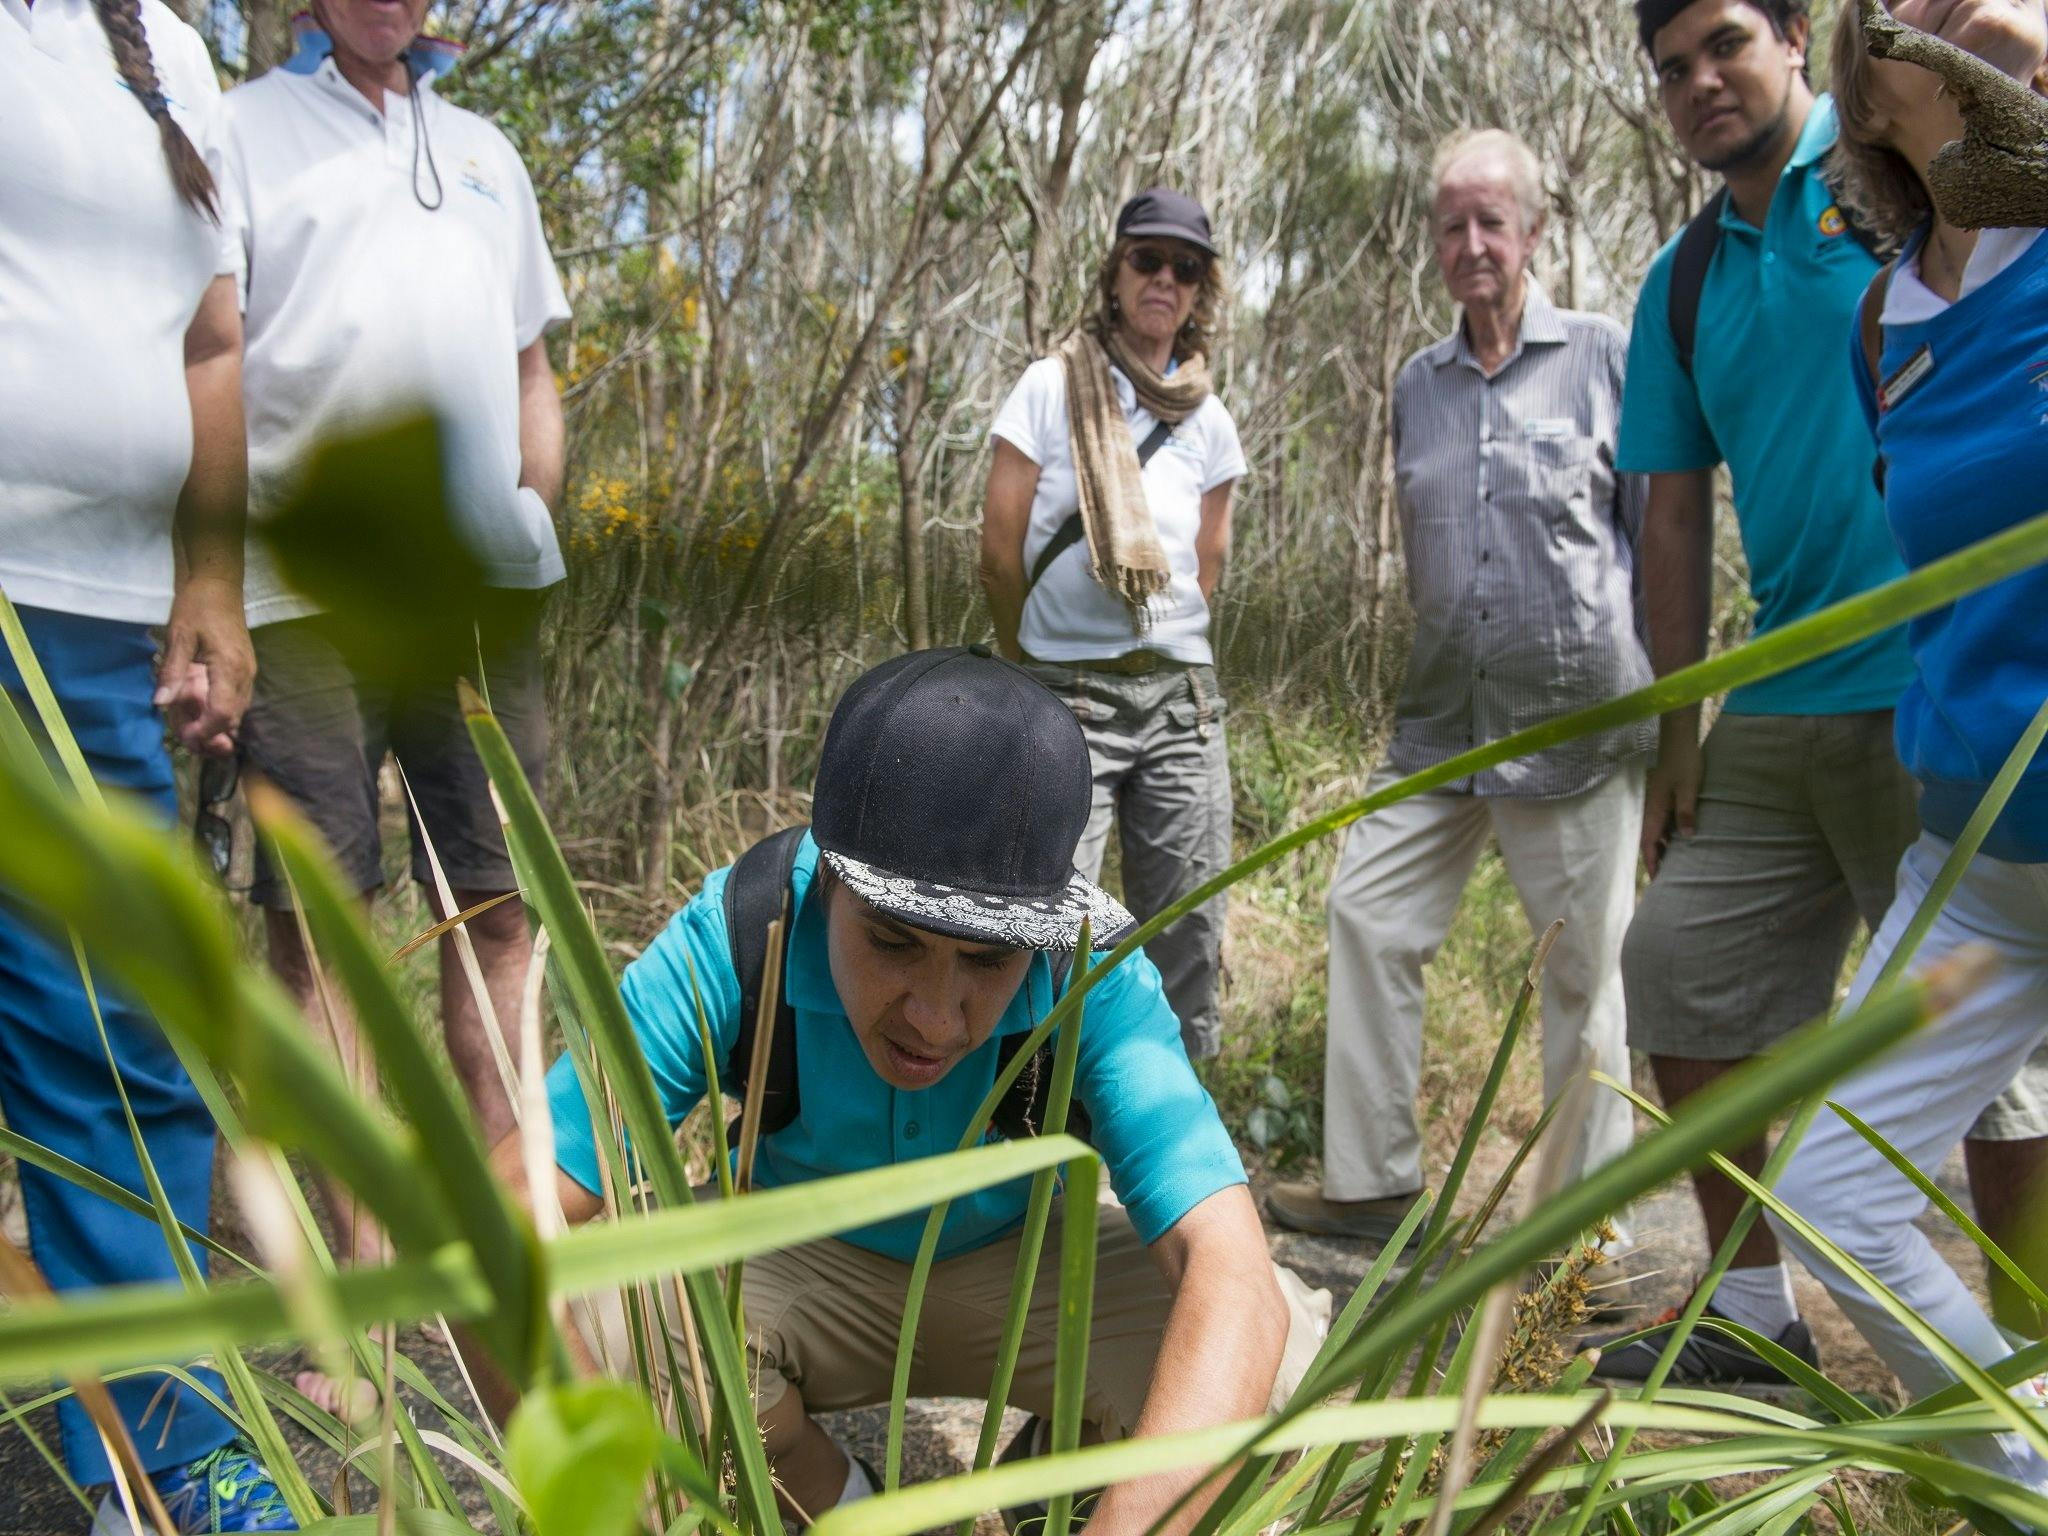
[255, 788, 554, 1386]
[807, 1394, 2048, 1536]
[1829, 1101, 2048, 1322]
[0, 586, 101, 806]
[951, 938, 1095, 1530]
[0, 1126, 249, 1271]
[460, 692, 782, 1536]
[1045, 1154, 1100, 1536]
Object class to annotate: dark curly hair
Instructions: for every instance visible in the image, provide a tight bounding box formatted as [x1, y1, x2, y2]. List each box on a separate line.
[1635, 0, 1810, 58]
[1089, 234, 1226, 364]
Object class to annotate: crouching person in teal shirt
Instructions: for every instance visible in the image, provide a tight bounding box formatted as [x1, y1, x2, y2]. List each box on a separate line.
[505, 647, 1329, 1526]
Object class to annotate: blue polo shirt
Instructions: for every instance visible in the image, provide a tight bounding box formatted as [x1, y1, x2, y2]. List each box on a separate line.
[545, 834, 1246, 1261]
[1616, 95, 1915, 717]
[1850, 228, 2048, 862]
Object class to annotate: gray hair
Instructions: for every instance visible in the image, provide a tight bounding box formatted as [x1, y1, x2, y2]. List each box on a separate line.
[1429, 129, 1548, 233]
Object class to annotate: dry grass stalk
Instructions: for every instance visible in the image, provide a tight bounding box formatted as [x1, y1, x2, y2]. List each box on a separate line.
[1459, 1388, 1612, 1536]
[734, 915, 785, 1195]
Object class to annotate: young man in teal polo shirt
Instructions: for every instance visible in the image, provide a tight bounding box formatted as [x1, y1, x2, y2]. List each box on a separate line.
[504, 648, 1327, 1526]
[1599, 0, 2048, 1384]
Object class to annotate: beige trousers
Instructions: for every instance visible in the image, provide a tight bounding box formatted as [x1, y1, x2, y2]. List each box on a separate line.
[1322, 761, 1644, 1202]
[579, 1197, 1331, 1438]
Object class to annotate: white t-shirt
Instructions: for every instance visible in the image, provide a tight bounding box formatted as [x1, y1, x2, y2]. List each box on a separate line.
[213, 60, 573, 625]
[0, 0, 224, 624]
[990, 357, 1247, 665]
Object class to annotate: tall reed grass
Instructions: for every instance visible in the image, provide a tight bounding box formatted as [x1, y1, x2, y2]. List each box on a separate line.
[0, 486, 2044, 1536]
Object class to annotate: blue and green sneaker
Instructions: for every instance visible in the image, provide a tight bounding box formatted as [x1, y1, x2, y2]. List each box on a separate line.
[90, 1442, 298, 1534]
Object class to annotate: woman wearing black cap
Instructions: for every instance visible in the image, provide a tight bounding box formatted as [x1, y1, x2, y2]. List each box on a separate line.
[495, 647, 1327, 1525]
[979, 187, 1246, 1063]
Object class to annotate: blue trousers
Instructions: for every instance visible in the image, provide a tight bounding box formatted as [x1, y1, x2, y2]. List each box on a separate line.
[0, 607, 232, 1482]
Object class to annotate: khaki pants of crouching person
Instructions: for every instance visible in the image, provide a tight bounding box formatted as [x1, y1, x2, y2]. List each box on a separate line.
[577, 1197, 1331, 1436]
[1023, 660, 1234, 1060]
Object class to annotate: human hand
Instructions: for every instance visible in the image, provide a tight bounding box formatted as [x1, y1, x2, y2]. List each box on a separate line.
[156, 573, 253, 757]
[1640, 720, 1703, 877]
[1891, 0, 2048, 82]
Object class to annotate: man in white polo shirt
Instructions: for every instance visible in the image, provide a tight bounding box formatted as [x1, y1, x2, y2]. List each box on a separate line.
[211, 0, 569, 1240]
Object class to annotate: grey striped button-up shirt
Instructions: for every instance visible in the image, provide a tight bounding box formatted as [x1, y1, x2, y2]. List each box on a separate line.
[1387, 284, 1654, 798]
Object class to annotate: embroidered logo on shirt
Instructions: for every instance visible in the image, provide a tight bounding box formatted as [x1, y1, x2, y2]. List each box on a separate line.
[458, 159, 504, 207]
[1818, 206, 1848, 238]
[2031, 358, 2048, 425]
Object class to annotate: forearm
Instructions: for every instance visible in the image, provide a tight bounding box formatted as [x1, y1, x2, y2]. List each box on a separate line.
[518, 341, 567, 510]
[175, 343, 247, 597]
[1088, 1193, 1288, 1536]
[1194, 487, 1233, 605]
[981, 549, 1028, 660]
[1641, 470, 1714, 741]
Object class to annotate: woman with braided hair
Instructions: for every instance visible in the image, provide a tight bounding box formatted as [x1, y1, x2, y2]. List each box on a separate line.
[3, 0, 291, 1529]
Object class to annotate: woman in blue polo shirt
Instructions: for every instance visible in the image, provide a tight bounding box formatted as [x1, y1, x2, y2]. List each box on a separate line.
[527, 648, 1327, 1526]
[1764, 0, 2048, 1495]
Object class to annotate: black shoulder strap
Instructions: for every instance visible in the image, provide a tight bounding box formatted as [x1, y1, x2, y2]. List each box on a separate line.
[991, 951, 1093, 1144]
[1023, 419, 1176, 598]
[722, 825, 808, 1136]
[1858, 260, 1897, 497]
[1667, 188, 1728, 381]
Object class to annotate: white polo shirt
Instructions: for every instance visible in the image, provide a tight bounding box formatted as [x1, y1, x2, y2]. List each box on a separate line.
[212, 58, 572, 625]
[1, 0, 224, 624]
[990, 357, 1247, 665]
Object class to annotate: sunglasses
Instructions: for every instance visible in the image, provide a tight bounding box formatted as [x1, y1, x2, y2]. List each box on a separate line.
[195, 754, 238, 883]
[1124, 247, 1209, 286]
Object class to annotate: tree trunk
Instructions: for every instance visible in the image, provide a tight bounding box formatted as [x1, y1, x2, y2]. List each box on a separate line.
[895, 268, 936, 650]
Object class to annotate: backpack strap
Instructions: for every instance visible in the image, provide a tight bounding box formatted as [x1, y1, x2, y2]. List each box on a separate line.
[1858, 260, 1897, 496]
[990, 951, 1094, 1144]
[722, 825, 809, 1137]
[1666, 188, 1728, 381]
[1022, 418, 1177, 598]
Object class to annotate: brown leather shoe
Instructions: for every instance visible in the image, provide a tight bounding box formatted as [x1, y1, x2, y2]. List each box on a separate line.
[1263, 1182, 1425, 1247]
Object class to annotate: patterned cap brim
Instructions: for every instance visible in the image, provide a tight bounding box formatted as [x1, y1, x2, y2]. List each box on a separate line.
[819, 851, 1137, 952]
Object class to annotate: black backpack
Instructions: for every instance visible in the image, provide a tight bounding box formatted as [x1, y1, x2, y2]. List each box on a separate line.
[1665, 184, 1887, 378]
[719, 826, 1092, 1143]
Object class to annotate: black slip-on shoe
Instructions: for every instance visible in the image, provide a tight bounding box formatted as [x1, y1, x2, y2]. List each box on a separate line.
[1590, 1301, 1817, 1385]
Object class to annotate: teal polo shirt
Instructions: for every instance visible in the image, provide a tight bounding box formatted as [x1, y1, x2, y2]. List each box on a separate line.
[544, 834, 1246, 1261]
[1616, 95, 1914, 716]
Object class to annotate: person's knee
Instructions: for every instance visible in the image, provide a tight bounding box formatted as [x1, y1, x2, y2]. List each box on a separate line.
[447, 888, 530, 952]
[757, 1379, 810, 1460]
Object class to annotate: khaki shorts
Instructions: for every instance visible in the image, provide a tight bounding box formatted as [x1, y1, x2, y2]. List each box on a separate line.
[1624, 709, 2048, 1139]
[576, 1197, 1331, 1436]
[241, 596, 548, 908]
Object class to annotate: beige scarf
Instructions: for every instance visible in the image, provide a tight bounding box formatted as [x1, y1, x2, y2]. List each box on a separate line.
[1055, 323, 1214, 630]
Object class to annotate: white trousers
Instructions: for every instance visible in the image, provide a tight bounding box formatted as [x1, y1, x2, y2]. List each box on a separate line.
[1770, 833, 2048, 1491]
[1321, 761, 1644, 1202]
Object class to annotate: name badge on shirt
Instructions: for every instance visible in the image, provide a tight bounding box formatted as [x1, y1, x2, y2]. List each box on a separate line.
[1521, 417, 1575, 440]
[1878, 345, 1933, 414]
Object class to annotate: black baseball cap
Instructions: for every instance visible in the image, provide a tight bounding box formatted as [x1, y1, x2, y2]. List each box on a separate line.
[811, 647, 1135, 951]
[1115, 187, 1218, 257]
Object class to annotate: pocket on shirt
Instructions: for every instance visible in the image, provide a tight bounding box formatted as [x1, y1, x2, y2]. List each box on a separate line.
[1527, 433, 1595, 513]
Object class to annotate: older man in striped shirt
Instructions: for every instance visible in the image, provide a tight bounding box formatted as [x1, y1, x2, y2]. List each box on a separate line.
[1268, 129, 1651, 1245]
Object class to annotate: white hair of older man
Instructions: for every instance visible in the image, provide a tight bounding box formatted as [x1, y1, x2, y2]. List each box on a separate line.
[1428, 128, 1548, 233]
